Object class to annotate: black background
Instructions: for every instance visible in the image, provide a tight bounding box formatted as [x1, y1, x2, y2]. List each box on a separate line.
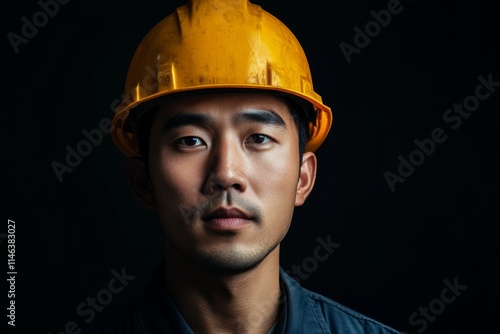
[4, 0, 499, 333]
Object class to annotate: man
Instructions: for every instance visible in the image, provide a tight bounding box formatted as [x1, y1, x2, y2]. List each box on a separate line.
[86, 0, 402, 332]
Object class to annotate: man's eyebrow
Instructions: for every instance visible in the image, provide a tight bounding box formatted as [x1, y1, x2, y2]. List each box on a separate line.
[161, 113, 212, 134]
[234, 109, 287, 128]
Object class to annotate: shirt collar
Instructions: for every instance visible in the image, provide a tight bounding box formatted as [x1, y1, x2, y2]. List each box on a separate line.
[134, 262, 325, 333]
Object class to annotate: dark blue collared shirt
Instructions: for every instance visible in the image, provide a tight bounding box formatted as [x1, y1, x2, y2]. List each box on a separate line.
[84, 262, 401, 333]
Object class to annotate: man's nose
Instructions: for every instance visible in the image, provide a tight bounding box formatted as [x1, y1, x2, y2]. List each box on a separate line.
[203, 139, 247, 195]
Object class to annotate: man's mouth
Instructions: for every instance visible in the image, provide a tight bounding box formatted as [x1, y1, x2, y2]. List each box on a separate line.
[202, 207, 254, 231]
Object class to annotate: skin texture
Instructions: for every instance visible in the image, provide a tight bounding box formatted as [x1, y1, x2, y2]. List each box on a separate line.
[125, 91, 317, 333]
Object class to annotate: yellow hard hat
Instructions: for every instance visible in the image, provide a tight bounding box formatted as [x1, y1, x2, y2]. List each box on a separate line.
[112, 0, 333, 157]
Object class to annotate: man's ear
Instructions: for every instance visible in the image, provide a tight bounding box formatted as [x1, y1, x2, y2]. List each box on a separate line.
[125, 157, 156, 209]
[295, 151, 317, 206]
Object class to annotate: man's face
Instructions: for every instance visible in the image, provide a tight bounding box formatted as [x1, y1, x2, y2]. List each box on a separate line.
[143, 91, 314, 274]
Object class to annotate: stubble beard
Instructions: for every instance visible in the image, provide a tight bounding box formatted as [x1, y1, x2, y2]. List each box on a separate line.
[191, 237, 283, 275]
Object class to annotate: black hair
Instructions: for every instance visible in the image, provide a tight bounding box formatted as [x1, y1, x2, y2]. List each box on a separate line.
[274, 94, 315, 163]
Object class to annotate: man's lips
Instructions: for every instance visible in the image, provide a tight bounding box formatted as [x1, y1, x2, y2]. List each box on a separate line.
[202, 208, 254, 231]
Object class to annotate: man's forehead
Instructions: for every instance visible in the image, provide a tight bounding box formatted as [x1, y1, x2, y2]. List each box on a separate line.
[151, 91, 292, 125]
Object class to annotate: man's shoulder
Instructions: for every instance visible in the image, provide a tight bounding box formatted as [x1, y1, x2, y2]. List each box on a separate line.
[280, 269, 401, 333]
[305, 288, 400, 333]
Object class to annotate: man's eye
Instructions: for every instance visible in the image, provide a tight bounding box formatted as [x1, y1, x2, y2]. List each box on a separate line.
[177, 136, 204, 147]
[247, 134, 271, 144]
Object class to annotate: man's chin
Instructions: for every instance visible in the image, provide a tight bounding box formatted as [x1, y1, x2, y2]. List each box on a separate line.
[190, 241, 283, 275]
[194, 252, 266, 275]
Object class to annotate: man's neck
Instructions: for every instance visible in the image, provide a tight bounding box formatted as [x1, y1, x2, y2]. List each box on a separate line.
[163, 245, 283, 334]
